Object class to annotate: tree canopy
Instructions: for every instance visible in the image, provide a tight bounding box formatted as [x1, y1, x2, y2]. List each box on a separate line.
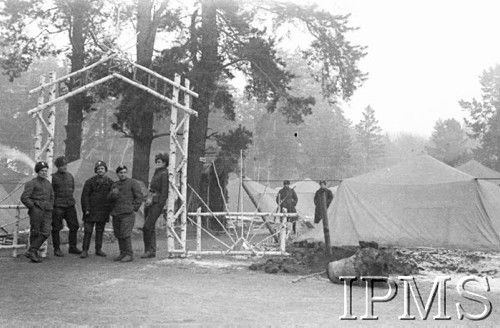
[461, 64, 500, 169]
[426, 118, 470, 167]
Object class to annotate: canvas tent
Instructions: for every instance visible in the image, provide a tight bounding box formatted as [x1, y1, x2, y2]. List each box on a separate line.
[0, 184, 23, 233]
[457, 160, 500, 185]
[297, 155, 500, 251]
[227, 176, 277, 213]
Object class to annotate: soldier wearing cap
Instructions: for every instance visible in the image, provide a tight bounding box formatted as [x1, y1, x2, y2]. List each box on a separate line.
[51, 156, 81, 256]
[107, 165, 143, 262]
[20, 161, 54, 263]
[276, 180, 298, 214]
[80, 160, 114, 258]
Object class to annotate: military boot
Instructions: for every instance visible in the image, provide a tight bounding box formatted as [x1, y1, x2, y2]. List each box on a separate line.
[80, 232, 92, 258]
[120, 237, 133, 263]
[95, 230, 106, 257]
[52, 231, 64, 257]
[68, 230, 82, 254]
[113, 238, 126, 262]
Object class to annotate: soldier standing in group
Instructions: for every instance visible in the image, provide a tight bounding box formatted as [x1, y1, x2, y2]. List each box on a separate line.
[314, 180, 334, 224]
[51, 156, 81, 256]
[80, 161, 114, 258]
[107, 165, 143, 262]
[20, 161, 54, 263]
[141, 153, 169, 259]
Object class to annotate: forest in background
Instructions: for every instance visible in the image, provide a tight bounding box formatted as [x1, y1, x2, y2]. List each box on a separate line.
[1, 0, 499, 207]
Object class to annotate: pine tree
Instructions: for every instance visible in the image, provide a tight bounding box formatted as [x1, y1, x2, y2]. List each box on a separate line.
[426, 118, 470, 166]
[354, 106, 385, 172]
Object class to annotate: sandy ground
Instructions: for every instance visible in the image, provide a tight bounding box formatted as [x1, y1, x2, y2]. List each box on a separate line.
[1, 234, 500, 327]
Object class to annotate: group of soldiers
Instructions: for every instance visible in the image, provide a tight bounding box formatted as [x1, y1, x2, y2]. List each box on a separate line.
[20, 154, 334, 263]
[276, 179, 334, 227]
[20, 153, 170, 263]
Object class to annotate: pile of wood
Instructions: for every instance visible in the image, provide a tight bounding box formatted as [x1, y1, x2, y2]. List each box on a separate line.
[249, 243, 357, 275]
[327, 242, 418, 284]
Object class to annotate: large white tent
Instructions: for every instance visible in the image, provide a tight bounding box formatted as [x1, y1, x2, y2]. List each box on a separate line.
[298, 155, 500, 251]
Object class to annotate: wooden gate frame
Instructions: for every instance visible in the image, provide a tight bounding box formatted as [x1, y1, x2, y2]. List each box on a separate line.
[27, 52, 198, 256]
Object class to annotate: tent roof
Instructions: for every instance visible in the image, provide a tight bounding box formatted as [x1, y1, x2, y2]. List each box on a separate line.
[457, 160, 500, 181]
[349, 154, 474, 185]
[227, 176, 277, 212]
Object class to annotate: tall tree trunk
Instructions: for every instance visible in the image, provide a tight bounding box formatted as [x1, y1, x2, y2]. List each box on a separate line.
[65, 3, 86, 162]
[187, 0, 218, 210]
[130, 0, 160, 186]
[132, 134, 153, 186]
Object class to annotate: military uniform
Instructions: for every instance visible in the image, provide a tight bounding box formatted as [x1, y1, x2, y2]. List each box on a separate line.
[80, 161, 114, 257]
[314, 186, 334, 224]
[51, 161, 81, 255]
[20, 161, 54, 262]
[276, 186, 298, 214]
[143, 165, 168, 257]
[107, 173, 143, 262]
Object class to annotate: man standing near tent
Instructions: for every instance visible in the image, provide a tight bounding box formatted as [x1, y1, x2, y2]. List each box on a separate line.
[276, 180, 298, 214]
[276, 180, 298, 234]
[314, 180, 334, 224]
[80, 160, 114, 258]
[20, 161, 53, 263]
[107, 165, 143, 262]
[51, 156, 81, 256]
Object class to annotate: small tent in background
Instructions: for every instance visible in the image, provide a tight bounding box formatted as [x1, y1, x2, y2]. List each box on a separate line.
[297, 155, 500, 251]
[227, 175, 277, 213]
[0, 184, 24, 233]
[457, 159, 500, 185]
[1, 176, 32, 233]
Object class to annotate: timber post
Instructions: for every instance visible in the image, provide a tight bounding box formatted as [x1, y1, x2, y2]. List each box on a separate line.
[321, 192, 332, 257]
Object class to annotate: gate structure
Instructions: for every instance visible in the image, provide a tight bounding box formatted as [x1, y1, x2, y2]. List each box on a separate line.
[27, 51, 198, 256]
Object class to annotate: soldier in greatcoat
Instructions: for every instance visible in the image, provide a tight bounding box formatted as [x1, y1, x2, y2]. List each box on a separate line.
[107, 165, 143, 262]
[141, 153, 169, 258]
[80, 160, 114, 258]
[21, 161, 54, 263]
[314, 180, 334, 224]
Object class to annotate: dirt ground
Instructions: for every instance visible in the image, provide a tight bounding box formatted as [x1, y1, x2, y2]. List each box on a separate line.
[1, 232, 500, 327]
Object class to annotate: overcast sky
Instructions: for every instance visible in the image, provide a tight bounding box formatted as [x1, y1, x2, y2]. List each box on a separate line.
[312, 0, 500, 137]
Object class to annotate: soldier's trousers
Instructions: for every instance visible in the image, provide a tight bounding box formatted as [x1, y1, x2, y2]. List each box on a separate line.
[28, 207, 52, 252]
[143, 203, 164, 254]
[112, 213, 135, 256]
[52, 205, 79, 249]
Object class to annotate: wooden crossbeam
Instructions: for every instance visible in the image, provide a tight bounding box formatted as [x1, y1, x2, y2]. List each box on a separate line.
[127, 61, 198, 98]
[112, 73, 197, 116]
[167, 225, 184, 247]
[28, 74, 116, 115]
[36, 113, 54, 138]
[29, 53, 117, 94]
